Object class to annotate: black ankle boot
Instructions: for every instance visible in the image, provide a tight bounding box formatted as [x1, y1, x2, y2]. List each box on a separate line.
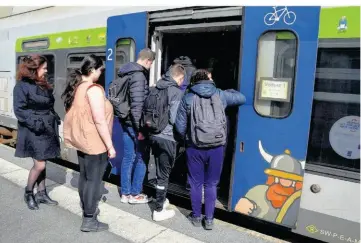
[80, 214, 109, 232]
[24, 188, 39, 210]
[35, 189, 58, 206]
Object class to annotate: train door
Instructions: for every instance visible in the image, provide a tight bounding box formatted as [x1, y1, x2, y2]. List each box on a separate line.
[230, 6, 320, 229]
[105, 12, 147, 173]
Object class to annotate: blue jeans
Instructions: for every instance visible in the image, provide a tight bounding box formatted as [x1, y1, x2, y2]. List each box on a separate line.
[120, 126, 147, 196]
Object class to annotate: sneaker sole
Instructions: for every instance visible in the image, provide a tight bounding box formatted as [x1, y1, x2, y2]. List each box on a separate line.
[204, 225, 213, 230]
[128, 200, 149, 204]
[153, 214, 175, 222]
[80, 226, 109, 232]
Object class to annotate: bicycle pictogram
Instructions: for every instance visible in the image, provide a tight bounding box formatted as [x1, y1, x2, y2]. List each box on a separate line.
[264, 6, 296, 26]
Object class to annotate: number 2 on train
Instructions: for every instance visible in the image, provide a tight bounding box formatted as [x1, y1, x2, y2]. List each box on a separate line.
[107, 48, 113, 61]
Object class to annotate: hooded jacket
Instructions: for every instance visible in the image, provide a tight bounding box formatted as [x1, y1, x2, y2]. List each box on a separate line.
[117, 62, 149, 131]
[172, 56, 196, 91]
[175, 80, 246, 147]
[152, 70, 183, 141]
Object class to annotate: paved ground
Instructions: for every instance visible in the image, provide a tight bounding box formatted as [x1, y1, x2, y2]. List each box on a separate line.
[0, 176, 131, 243]
[0, 144, 290, 243]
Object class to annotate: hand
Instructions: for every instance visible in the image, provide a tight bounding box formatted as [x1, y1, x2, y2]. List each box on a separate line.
[107, 146, 116, 159]
[234, 198, 256, 215]
[137, 132, 145, 140]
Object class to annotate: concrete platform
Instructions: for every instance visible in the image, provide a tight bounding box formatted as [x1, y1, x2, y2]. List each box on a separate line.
[0, 144, 288, 243]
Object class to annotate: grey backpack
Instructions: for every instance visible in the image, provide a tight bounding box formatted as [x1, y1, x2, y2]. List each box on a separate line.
[190, 92, 227, 148]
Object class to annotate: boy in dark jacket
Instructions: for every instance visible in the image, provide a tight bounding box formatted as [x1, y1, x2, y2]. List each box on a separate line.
[150, 64, 186, 221]
[175, 69, 246, 229]
[172, 56, 196, 91]
[118, 48, 156, 204]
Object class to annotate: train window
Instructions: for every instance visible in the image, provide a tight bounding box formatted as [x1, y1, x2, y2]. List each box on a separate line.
[66, 53, 106, 87]
[114, 38, 135, 78]
[307, 47, 360, 173]
[17, 54, 55, 84]
[254, 31, 297, 118]
[67, 53, 105, 70]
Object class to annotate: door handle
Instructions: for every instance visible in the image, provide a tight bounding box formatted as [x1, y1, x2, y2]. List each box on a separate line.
[240, 142, 244, 152]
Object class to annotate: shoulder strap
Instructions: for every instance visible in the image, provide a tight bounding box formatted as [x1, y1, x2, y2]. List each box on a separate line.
[72, 82, 95, 108]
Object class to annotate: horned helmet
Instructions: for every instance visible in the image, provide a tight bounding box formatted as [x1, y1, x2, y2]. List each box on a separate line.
[258, 141, 305, 182]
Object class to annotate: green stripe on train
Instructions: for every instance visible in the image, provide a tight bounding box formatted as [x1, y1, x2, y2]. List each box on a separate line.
[319, 6, 360, 39]
[16, 27, 131, 52]
[16, 6, 360, 52]
[276, 6, 360, 40]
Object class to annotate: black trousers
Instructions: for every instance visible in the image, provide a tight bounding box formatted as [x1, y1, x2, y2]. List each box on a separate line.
[150, 136, 177, 212]
[77, 151, 108, 216]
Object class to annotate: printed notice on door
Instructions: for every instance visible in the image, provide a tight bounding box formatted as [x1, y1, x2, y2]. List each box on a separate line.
[258, 78, 291, 102]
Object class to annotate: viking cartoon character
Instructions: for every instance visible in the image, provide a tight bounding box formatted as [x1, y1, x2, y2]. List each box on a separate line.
[235, 141, 305, 227]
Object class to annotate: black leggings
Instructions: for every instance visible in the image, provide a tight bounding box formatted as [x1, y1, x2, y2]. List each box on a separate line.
[77, 151, 108, 216]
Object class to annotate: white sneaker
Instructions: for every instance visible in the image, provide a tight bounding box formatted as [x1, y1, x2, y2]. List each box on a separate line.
[128, 194, 150, 204]
[153, 208, 175, 221]
[163, 198, 170, 209]
[120, 195, 130, 204]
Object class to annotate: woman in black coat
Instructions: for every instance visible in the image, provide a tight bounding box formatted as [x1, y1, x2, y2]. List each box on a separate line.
[13, 55, 60, 210]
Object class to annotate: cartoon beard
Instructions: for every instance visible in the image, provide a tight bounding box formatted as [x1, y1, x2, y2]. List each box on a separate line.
[266, 183, 295, 209]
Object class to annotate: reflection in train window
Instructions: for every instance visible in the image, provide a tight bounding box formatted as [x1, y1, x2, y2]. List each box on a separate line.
[307, 47, 360, 172]
[114, 38, 135, 78]
[254, 31, 297, 118]
[66, 53, 106, 88]
[17, 54, 55, 84]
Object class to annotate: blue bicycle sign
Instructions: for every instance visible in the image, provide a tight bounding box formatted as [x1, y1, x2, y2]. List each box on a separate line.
[264, 6, 296, 26]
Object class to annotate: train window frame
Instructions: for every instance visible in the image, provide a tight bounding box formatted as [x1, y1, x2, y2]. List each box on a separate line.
[306, 42, 360, 179]
[66, 52, 106, 88]
[67, 52, 106, 69]
[253, 30, 298, 119]
[16, 53, 56, 84]
[114, 38, 136, 79]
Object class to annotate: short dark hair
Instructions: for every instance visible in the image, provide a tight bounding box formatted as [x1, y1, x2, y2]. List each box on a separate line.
[190, 69, 210, 84]
[137, 48, 156, 61]
[170, 64, 185, 78]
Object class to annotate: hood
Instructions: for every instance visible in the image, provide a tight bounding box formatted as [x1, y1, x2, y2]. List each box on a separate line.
[173, 56, 193, 67]
[190, 80, 217, 98]
[156, 70, 178, 90]
[117, 62, 147, 78]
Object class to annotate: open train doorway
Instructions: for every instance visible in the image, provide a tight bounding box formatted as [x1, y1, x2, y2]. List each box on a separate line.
[148, 8, 242, 208]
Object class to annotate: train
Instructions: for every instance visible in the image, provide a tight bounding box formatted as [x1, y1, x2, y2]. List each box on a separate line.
[0, 6, 359, 243]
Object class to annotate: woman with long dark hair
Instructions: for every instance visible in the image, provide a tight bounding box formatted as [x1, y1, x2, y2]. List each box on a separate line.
[63, 54, 115, 232]
[13, 55, 61, 210]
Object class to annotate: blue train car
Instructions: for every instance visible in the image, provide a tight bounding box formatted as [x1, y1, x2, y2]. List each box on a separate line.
[105, 6, 360, 243]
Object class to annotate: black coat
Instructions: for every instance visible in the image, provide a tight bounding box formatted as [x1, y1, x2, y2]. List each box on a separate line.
[117, 62, 149, 132]
[13, 79, 60, 160]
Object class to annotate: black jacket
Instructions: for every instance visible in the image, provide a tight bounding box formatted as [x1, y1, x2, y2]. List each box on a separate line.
[13, 79, 60, 160]
[117, 62, 149, 132]
[152, 70, 183, 141]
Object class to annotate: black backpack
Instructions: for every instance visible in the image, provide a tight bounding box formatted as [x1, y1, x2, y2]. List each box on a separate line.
[108, 75, 130, 119]
[141, 87, 169, 134]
